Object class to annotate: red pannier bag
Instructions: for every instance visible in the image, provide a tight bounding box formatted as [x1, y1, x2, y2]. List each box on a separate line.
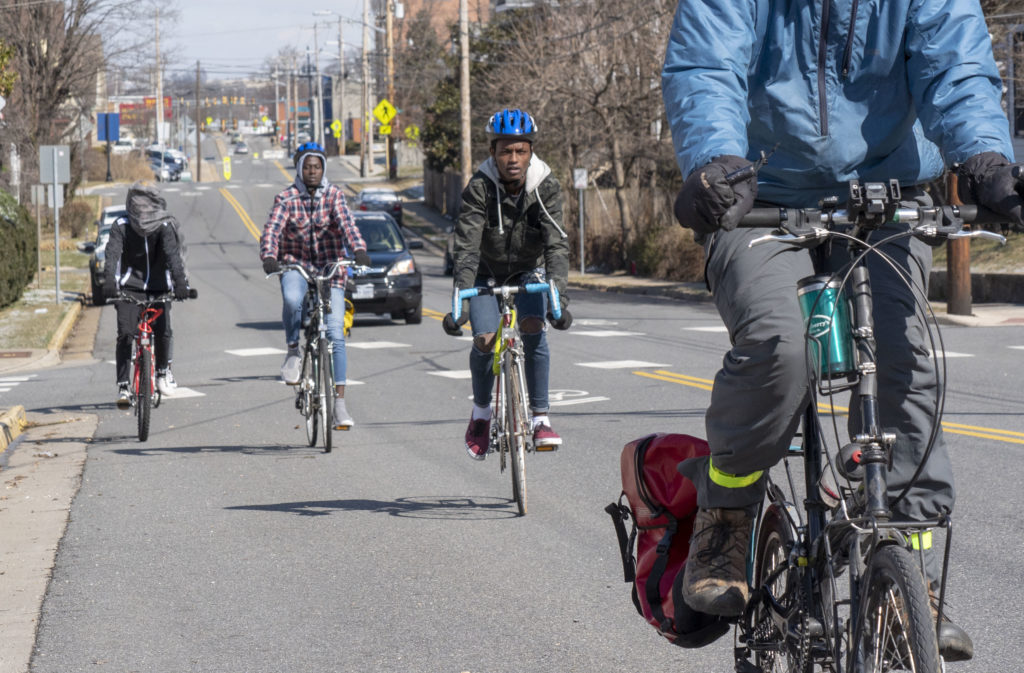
[605, 433, 729, 648]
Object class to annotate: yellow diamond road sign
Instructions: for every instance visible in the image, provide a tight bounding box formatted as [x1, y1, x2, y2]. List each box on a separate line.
[379, 124, 392, 136]
[373, 99, 396, 125]
[330, 119, 342, 133]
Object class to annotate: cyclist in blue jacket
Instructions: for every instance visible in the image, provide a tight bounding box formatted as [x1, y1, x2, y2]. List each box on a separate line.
[664, 0, 1024, 661]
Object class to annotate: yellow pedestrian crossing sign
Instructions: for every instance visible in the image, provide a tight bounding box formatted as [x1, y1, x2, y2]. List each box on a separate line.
[379, 124, 392, 136]
[330, 119, 343, 138]
[373, 99, 396, 125]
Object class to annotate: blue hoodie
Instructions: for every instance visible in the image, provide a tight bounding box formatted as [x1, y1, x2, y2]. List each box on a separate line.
[662, 0, 1013, 206]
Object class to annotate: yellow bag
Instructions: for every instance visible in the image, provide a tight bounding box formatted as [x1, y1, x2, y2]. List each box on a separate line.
[344, 298, 355, 336]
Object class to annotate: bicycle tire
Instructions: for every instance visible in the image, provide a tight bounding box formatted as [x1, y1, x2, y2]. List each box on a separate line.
[506, 356, 528, 516]
[302, 344, 318, 447]
[750, 503, 809, 673]
[136, 348, 152, 442]
[852, 544, 941, 673]
[320, 339, 333, 453]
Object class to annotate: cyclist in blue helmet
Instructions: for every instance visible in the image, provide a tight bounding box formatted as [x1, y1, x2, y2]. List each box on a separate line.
[443, 108, 572, 460]
[260, 141, 371, 429]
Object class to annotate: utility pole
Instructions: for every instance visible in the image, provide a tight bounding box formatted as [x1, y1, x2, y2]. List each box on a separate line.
[459, 0, 471, 187]
[155, 7, 164, 148]
[385, 0, 396, 179]
[194, 60, 201, 182]
[338, 18, 346, 154]
[314, 22, 325, 147]
[361, 0, 371, 177]
[305, 47, 314, 145]
[272, 67, 280, 145]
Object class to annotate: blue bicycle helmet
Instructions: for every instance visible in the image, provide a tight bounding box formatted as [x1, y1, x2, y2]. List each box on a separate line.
[293, 141, 326, 168]
[485, 108, 537, 144]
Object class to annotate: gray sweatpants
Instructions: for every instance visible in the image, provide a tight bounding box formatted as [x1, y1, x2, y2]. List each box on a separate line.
[682, 206, 956, 546]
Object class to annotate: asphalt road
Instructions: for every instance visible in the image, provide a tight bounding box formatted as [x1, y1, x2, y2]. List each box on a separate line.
[8, 135, 1024, 672]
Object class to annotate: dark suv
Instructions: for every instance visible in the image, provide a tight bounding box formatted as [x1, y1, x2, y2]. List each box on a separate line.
[346, 212, 423, 324]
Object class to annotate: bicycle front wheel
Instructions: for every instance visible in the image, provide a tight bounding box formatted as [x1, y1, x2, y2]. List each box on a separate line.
[320, 339, 333, 453]
[505, 356, 528, 516]
[136, 348, 152, 442]
[302, 344, 318, 447]
[853, 544, 941, 673]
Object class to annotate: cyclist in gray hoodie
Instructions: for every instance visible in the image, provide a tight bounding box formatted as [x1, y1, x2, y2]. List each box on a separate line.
[443, 109, 572, 460]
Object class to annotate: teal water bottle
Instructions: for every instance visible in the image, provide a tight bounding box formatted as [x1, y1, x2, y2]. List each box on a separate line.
[797, 275, 854, 378]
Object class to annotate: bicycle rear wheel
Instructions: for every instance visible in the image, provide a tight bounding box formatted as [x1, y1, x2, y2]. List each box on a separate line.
[136, 348, 152, 442]
[505, 356, 528, 516]
[853, 544, 941, 673]
[320, 339, 333, 453]
[302, 344, 318, 447]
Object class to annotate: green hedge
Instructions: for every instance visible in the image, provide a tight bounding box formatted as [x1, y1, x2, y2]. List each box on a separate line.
[0, 189, 38, 309]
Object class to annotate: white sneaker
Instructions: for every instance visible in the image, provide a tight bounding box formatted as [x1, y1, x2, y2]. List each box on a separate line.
[281, 347, 301, 385]
[333, 398, 354, 430]
[157, 375, 175, 397]
[163, 369, 178, 390]
[116, 383, 131, 409]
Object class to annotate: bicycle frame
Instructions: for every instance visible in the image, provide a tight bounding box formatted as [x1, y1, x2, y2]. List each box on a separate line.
[736, 180, 1004, 672]
[133, 304, 163, 404]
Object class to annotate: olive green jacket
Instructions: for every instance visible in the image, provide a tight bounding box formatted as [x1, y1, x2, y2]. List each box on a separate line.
[453, 154, 570, 305]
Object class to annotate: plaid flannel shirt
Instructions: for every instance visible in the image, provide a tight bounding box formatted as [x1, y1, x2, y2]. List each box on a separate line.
[260, 182, 366, 288]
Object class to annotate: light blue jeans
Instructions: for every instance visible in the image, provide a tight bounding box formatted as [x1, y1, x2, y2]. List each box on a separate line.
[281, 270, 347, 384]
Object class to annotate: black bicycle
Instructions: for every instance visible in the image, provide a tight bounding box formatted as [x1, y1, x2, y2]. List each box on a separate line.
[732, 180, 1004, 673]
[270, 260, 353, 453]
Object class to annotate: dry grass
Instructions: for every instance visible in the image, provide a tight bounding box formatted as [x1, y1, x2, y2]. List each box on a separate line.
[932, 234, 1024, 273]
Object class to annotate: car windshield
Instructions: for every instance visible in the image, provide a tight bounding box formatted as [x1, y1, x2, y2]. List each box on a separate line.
[356, 219, 404, 252]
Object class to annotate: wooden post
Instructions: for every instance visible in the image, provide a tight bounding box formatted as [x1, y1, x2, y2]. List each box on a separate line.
[946, 171, 972, 316]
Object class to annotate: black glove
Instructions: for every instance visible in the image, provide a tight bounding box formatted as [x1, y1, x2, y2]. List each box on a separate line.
[674, 155, 758, 236]
[103, 279, 118, 299]
[958, 151, 1024, 231]
[262, 258, 280, 274]
[354, 249, 372, 267]
[547, 307, 573, 331]
[173, 285, 190, 301]
[442, 312, 467, 336]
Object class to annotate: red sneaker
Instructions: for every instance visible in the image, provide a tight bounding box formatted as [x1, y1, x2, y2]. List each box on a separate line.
[533, 423, 562, 450]
[465, 417, 490, 460]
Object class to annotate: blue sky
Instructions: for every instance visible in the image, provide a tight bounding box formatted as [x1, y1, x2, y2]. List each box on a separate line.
[166, 0, 370, 79]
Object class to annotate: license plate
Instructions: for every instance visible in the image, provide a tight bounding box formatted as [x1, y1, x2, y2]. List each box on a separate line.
[354, 284, 374, 300]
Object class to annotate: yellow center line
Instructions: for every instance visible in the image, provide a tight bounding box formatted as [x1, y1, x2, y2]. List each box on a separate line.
[274, 160, 292, 181]
[219, 188, 260, 240]
[633, 368, 1024, 445]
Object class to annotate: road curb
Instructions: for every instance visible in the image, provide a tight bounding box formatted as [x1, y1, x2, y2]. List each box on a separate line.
[46, 300, 83, 353]
[0, 404, 27, 454]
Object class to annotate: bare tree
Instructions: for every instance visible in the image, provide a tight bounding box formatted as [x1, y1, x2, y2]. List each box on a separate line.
[0, 0, 159, 196]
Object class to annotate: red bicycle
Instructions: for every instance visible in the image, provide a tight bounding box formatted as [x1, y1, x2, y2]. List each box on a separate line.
[117, 290, 196, 441]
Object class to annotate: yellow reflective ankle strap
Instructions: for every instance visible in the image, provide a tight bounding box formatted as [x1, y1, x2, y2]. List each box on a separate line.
[909, 530, 933, 550]
[708, 458, 763, 488]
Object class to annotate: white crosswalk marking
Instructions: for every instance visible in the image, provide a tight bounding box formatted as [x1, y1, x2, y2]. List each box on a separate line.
[161, 387, 205, 399]
[428, 371, 473, 379]
[933, 351, 973, 359]
[226, 347, 287, 357]
[571, 330, 644, 337]
[576, 319, 619, 326]
[346, 341, 410, 350]
[577, 360, 669, 369]
[0, 374, 37, 398]
[684, 326, 729, 332]
[551, 396, 609, 407]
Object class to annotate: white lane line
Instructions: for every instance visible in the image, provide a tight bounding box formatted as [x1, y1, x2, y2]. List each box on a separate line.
[346, 341, 411, 349]
[0, 375, 35, 382]
[577, 360, 669, 369]
[455, 336, 474, 342]
[428, 370, 473, 380]
[576, 319, 619, 326]
[684, 326, 728, 333]
[255, 183, 276, 188]
[225, 184, 241, 189]
[181, 191, 202, 196]
[195, 185, 212, 191]
[161, 387, 205, 399]
[226, 347, 287, 356]
[551, 396, 610, 407]
[572, 330, 644, 338]
[163, 187, 181, 192]
[1009, 346, 1024, 350]
[0, 388, 12, 393]
[934, 351, 973, 359]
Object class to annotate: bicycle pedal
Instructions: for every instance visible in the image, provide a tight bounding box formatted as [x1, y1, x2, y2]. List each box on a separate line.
[533, 445, 559, 452]
[333, 424, 352, 431]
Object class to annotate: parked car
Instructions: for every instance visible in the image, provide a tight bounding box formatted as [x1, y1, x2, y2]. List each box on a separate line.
[87, 206, 128, 305]
[355, 188, 403, 226]
[110, 139, 135, 155]
[345, 212, 423, 324]
[149, 157, 181, 182]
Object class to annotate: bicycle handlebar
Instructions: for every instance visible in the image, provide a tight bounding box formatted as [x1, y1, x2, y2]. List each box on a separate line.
[115, 288, 198, 304]
[740, 204, 1007, 248]
[452, 281, 561, 322]
[267, 259, 357, 282]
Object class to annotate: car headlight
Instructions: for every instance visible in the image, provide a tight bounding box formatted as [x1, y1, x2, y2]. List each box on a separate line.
[387, 257, 416, 276]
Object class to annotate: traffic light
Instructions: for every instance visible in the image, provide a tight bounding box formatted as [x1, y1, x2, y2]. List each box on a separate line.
[232, 118, 238, 129]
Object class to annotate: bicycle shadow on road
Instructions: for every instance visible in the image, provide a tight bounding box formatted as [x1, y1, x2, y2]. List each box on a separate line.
[225, 495, 519, 520]
[234, 321, 281, 331]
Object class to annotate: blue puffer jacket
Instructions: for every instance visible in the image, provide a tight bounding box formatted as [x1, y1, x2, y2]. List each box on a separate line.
[662, 0, 1013, 206]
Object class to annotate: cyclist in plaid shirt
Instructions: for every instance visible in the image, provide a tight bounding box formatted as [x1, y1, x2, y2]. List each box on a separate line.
[260, 142, 371, 428]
